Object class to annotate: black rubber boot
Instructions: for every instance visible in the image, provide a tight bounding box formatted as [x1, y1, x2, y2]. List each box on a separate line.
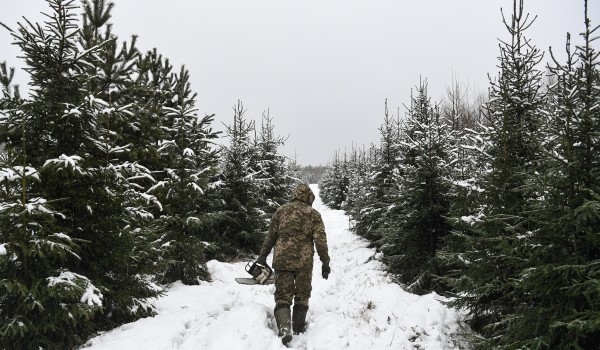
[274, 305, 292, 345]
[292, 304, 309, 334]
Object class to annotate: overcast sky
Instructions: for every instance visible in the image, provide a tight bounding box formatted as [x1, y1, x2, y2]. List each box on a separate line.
[1, 0, 596, 165]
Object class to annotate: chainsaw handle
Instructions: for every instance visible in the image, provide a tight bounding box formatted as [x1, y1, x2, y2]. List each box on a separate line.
[245, 260, 273, 284]
[245, 261, 256, 274]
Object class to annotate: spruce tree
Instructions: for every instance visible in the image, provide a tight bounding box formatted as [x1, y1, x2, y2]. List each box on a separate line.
[80, 0, 222, 286]
[342, 146, 370, 218]
[0, 4, 109, 347]
[149, 66, 220, 284]
[352, 100, 402, 246]
[436, 82, 488, 297]
[212, 100, 266, 259]
[0, 0, 191, 346]
[254, 111, 292, 215]
[451, 0, 547, 344]
[380, 81, 452, 294]
[318, 151, 349, 209]
[285, 154, 303, 185]
[507, 2, 600, 347]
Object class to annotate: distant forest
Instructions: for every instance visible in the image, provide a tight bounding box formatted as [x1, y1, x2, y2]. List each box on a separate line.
[298, 165, 327, 184]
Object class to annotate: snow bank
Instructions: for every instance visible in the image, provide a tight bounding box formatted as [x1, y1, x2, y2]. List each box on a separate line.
[83, 185, 468, 350]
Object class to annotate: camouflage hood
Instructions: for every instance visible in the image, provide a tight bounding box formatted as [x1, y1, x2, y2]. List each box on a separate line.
[291, 184, 315, 206]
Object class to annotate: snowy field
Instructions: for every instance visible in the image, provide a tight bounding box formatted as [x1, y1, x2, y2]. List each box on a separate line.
[83, 185, 469, 350]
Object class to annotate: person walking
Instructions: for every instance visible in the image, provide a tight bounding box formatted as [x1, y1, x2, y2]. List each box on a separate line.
[256, 183, 330, 345]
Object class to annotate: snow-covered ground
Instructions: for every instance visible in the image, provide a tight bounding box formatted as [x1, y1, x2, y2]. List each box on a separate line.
[83, 185, 469, 350]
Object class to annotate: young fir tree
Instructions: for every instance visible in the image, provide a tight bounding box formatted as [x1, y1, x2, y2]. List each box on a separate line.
[212, 100, 266, 259]
[380, 81, 452, 294]
[254, 110, 292, 215]
[441, 77, 486, 208]
[318, 150, 349, 209]
[435, 81, 488, 296]
[0, 0, 179, 346]
[451, 0, 547, 344]
[342, 146, 370, 217]
[0, 2, 105, 347]
[317, 152, 335, 208]
[80, 0, 222, 286]
[0, 63, 104, 348]
[148, 66, 220, 285]
[285, 154, 303, 185]
[435, 126, 489, 297]
[352, 100, 402, 247]
[66, 0, 161, 328]
[505, 2, 600, 347]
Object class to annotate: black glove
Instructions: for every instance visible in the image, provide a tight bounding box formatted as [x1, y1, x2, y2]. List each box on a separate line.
[256, 255, 267, 266]
[322, 262, 331, 279]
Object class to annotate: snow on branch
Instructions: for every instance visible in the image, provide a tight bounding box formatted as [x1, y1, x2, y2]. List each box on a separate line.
[157, 140, 177, 153]
[29, 237, 80, 260]
[92, 140, 131, 155]
[84, 94, 109, 108]
[460, 212, 485, 226]
[452, 179, 485, 193]
[47, 270, 103, 306]
[0, 166, 39, 182]
[183, 148, 195, 157]
[139, 193, 163, 212]
[163, 105, 198, 118]
[186, 182, 204, 194]
[113, 162, 156, 183]
[23, 197, 65, 219]
[43, 154, 87, 175]
[126, 207, 154, 220]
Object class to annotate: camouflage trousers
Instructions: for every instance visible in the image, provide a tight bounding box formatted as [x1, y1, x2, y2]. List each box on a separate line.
[274, 270, 313, 307]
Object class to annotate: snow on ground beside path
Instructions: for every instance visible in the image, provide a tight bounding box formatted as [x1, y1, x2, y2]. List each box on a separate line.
[83, 185, 469, 350]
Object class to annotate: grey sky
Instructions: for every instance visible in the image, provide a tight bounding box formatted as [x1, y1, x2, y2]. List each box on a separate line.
[1, 0, 595, 165]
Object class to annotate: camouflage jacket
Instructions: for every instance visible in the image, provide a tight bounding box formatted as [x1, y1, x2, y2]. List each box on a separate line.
[259, 184, 330, 271]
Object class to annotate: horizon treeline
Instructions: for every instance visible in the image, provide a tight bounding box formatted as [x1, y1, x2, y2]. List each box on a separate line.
[0, 0, 306, 348]
[319, 0, 599, 348]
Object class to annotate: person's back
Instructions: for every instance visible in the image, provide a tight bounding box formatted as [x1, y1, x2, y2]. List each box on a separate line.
[269, 194, 326, 271]
[257, 183, 330, 344]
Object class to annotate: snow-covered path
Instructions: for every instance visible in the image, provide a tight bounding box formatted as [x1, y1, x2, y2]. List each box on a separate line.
[84, 185, 467, 350]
